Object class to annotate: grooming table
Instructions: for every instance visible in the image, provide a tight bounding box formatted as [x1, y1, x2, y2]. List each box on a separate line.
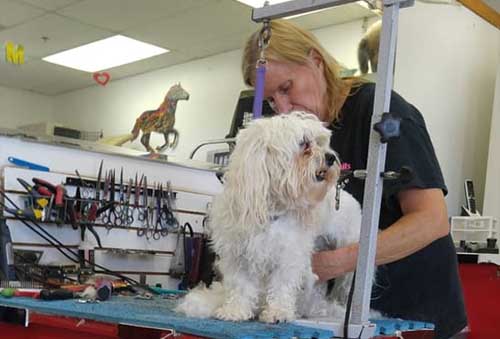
[0, 296, 433, 338]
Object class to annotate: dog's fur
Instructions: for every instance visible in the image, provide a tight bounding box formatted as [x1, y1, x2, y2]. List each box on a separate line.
[176, 112, 362, 323]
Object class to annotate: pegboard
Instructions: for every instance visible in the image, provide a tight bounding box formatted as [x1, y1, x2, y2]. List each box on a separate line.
[0, 135, 222, 288]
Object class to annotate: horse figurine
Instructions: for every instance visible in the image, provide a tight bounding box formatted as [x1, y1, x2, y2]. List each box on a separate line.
[127, 83, 190, 152]
[98, 83, 189, 152]
[98, 83, 189, 153]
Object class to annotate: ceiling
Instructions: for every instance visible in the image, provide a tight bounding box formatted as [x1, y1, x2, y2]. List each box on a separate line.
[0, 0, 376, 96]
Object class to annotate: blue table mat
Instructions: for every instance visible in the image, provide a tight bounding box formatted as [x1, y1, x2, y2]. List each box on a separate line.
[372, 319, 434, 335]
[0, 295, 433, 338]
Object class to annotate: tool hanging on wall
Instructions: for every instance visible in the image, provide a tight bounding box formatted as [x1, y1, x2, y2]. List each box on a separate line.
[137, 176, 149, 237]
[68, 185, 105, 248]
[102, 170, 123, 229]
[123, 178, 134, 225]
[151, 183, 169, 240]
[95, 160, 103, 204]
[161, 181, 179, 230]
[132, 173, 143, 221]
[116, 168, 126, 224]
[8, 157, 49, 172]
[31, 178, 67, 224]
[17, 178, 50, 220]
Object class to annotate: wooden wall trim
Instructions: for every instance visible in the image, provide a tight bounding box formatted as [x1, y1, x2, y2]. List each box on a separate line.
[458, 0, 500, 29]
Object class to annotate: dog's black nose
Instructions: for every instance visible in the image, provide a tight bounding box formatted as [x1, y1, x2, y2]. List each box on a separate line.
[325, 153, 337, 167]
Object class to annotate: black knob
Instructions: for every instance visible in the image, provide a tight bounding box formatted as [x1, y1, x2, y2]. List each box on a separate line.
[399, 166, 414, 183]
[381, 166, 414, 183]
[373, 112, 401, 143]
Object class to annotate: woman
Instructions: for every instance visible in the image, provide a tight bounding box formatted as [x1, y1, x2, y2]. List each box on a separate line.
[242, 20, 467, 339]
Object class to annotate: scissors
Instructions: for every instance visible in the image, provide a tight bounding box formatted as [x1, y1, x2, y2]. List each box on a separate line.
[95, 160, 103, 205]
[102, 170, 123, 229]
[137, 176, 152, 238]
[114, 168, 126, 221]
[160, 181, 179, 230]
[75, 169, 93, 199]
[131, 173, 143, 224]
[152, 184, 169, 240]
[99, 170, 110, 222]
[122, 178, 134, 225]
[146, 184, 158, 238]
[137, 176, 148, 223]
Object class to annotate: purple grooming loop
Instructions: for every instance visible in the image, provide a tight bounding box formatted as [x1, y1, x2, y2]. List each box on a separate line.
[252, 64, 266, 119]
[253, 20, 271, 119]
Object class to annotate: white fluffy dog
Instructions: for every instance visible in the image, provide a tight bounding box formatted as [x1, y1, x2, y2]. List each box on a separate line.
[176, 112, 362, 323]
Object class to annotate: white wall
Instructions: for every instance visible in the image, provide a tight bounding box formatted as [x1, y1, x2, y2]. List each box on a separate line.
[483, 36, 500, 222]
[6, 2, 498, 217]
[314, 19, 372, 70]
[394, 2, 499, 215]
[0, 85, 54, 128]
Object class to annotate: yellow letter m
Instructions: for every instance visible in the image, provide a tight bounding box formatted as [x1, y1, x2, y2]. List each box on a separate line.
[5, 41, 25, 65]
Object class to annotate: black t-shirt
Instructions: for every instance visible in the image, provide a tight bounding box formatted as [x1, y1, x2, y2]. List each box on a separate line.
[330, 83, 467, 339]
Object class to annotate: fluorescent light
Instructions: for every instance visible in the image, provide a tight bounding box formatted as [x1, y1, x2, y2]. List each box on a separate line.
[234, 0, 329, 19]
[43, 35, 169, 72]
[285, 8, 330, 19]
[235, 0, 291, 7]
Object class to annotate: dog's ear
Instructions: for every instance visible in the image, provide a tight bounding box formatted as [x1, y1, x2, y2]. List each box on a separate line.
[221, 130, 272, 231]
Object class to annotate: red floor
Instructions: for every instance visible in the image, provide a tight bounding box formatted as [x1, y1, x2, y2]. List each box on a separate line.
[0, 317, 206, 339]
[459, 263, 500, 339]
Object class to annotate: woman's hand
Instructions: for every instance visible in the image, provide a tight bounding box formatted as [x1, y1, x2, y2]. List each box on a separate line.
[312, 245, 358, 282]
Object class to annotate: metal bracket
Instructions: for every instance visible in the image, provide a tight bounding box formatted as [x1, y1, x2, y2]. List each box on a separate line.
[252, 0, 414, 22]
[383, 0, 415, 8]
[294, 318, 377, 338]
[188, 138, 236, 160]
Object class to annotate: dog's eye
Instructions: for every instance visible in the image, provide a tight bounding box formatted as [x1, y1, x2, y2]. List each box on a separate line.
[300, 138, 311, 154]
[266, 98, 277, 112]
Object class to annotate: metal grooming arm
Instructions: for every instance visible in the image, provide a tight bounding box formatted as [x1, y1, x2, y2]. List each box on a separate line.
[253, 0, 414, 337]
[189, 138, 236, 160]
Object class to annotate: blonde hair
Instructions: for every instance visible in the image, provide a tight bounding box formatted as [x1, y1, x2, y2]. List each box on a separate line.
[242, 20, 355, 123]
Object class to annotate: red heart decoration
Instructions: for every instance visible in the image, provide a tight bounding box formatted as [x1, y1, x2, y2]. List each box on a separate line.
[93, 72, 110, 86]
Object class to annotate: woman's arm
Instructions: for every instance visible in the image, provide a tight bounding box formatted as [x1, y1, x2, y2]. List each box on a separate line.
[312, 187, 450, 282]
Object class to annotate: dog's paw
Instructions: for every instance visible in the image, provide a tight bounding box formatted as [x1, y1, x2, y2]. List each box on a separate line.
[214, 304, 254, 322]
[259, 306, 296, 323]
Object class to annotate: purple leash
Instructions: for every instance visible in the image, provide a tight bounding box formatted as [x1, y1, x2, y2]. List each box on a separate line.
[253, 20, 271, 120]
[252, 64, 266, 119]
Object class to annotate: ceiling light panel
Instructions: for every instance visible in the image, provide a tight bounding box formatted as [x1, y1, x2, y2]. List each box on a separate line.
[234, 0, 291, 8]
[42, 35, 169, 72]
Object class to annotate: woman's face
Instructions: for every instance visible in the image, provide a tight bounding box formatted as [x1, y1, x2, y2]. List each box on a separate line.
[263, 51, 328, 121]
